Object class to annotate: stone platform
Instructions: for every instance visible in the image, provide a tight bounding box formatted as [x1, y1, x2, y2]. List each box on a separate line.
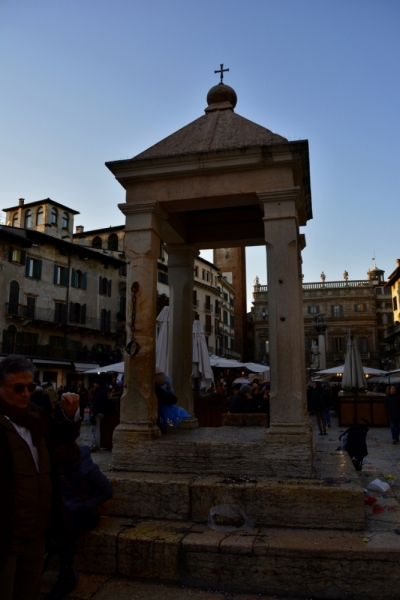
[112, 424, 313, 478]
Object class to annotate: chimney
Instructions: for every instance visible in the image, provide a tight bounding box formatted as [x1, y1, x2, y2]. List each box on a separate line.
[396, 259, 400, 267]
[18, 198, 24, 206]
[75, 225, 84, 234]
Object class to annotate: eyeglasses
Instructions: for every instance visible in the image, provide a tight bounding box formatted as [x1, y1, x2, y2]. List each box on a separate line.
[5, 383, 37, 393]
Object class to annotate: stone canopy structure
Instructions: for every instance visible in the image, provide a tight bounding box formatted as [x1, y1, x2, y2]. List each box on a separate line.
[106, 81, 314, 476]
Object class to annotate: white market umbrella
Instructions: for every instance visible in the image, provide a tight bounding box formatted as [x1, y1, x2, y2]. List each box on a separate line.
[156, 306, 169, 376]
[209, 357, 246, 369]
[83, 361, 124, 374]
[233, 377, 251, 384]
[192, 320, 214, 389]
[244, 362, 270, 381]
[316, 365, 386, 376]
[341, 332, 367, 391]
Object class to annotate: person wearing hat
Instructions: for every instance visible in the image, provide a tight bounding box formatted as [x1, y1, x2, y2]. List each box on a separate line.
[230, 384, 255, 414]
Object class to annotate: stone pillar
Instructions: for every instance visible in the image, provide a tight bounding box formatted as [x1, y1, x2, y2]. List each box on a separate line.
[258, 189, 312, 463]
[165, 244, 199, 427]
[112, 203, 166, 465]
[318, 334, 326, 369]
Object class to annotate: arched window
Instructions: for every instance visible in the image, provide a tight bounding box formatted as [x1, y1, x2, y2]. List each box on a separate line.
[92, 236, 102, 249]
[12, 212, 18, 227]
[8, 280, 20, 315]
[51, 207, 58, 225]
[36, 206, 44, 225]
[108, 233, 119, 251]
[24, 210, 32, 228]
[62, 212, 68, 229]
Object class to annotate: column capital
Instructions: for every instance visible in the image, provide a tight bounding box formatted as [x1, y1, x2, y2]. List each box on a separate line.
[118, 201, 168, 220]
[165, 243, 199, 262]
[256, 187, 301, 204]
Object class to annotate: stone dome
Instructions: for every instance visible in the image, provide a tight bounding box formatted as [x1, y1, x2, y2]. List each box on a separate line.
[206, 83, 237, 108]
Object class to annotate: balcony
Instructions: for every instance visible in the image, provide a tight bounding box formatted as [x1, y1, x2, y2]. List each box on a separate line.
[193, 299, 199, 308]
[215, 307, 221, 319]
[204, 303, 213, 313]
[204, 325, 214, 335]
[5, 303, 117, 333]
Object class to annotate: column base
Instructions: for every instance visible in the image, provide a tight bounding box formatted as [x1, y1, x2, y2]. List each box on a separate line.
[112, 423, 162, 469]
[265, 422, 313, 477]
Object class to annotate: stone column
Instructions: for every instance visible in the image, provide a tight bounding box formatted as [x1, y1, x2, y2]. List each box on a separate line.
[258, 189, 312, 463]
[165, 244, 199, 426]
[318, 334, 327, 369]
[112, 202, 166, 465]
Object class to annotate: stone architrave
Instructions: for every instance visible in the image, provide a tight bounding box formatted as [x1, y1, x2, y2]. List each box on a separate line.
[165, 244, 199, 425]
[113, 202, 166, 450]
[258, 189, 312, 454]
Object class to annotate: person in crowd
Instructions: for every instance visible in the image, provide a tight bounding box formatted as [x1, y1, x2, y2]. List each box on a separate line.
[322, 383, 331, 428]
[44, 381, 59, 413]
[76, 379, 88, 420]
[89, 380, 109, 452]
[44, 441, 113, 599]
[228, 382, 242, 411]
[384, 384, 400, 444]
[155, 370, 190, 432]
[252, 382, 269, 414]
[312, 381, 329, 435]
[230, 384, 255, 414]
[0, 354, 80, 600]
[307, 381, 316, 415]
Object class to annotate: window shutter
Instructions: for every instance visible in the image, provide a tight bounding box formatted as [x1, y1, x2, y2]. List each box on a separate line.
[99, 276, 102, 294]
[54, 265, 58, 284]
[25, 257, 31, 277]
[20, 250, 26, 266]
[8, 248, 13, 262]
[69, 302, 74, 323]
[81, 304, 86, 324]
[71, 268, 77, 288]
[63, 268, 69, 287]
[36, 260, 42, 280]
[108, 280, 112, 297]
[61, 304, 67, 324]
[106, 310, 111, 332]
[82, 272, 87, 290]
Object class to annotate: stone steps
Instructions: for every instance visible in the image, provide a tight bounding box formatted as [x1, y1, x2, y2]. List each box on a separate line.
[103, 450, 365, 530]
[74, 515, 400, 599]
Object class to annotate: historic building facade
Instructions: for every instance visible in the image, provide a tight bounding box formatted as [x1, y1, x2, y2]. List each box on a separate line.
[384, 259, 400, 370]
[250, 265, 392, 369]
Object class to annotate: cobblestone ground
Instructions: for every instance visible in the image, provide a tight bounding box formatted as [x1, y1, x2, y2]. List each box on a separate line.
[40, 413, 400, 599]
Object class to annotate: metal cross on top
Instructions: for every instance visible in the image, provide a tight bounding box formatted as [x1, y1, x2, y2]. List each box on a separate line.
[214, 63, 229, 84]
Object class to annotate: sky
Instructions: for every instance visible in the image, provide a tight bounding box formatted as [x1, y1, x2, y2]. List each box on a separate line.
[1, 1, 399, 310]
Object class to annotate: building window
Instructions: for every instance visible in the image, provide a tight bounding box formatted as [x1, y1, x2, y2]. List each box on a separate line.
[12, 212, 18, 227]
[62, 212, 69, 229]
[230, 314, 235, 328]
[51, 207, 58, 225]
[223, 292, 228, 301]
[157, 271, 168, 284]
[8, 281, 20, 315]
[202, 269, 205, 280]
[36, 206, 44, 225]
[230, 338, 235, 351]
[54, 302, 67, 324]
[193, 290, 198, 307]
[354, 303, 366, 312]
[24, 210, 32, 228]
[54, 265, 69, 286]
[331, 304, 343, 317]
[205, 315, 212, 334]
[332, 337, 344, 352]
[358, 337, 368, 353]
[119, 264, 127, 277]
[8, 248, 26, 265]
[69, 302, 86, 324]
[25, 296, 35, 319]
[100, 308, 111, 332]
[71, 268, 87, 290]
[308, 305, 319, 314]
[394, 297, 398, 311]
[99, 277, 112, 296]
[262, 308, 268, 319]
[223, 310, 228, 324]
[25, 257, 42, 280]
[194, 266, 199, 277]
[2, 325, 17, 353]
[108, 233, 118, 251]
[92, 236, 102, 249]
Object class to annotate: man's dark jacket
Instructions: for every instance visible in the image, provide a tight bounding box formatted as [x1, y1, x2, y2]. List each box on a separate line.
[0, 401, 80, 568]
[384, 391, 400, 423]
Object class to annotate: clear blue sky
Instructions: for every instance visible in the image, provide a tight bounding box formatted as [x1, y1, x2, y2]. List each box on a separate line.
[1, 1, 399, 309]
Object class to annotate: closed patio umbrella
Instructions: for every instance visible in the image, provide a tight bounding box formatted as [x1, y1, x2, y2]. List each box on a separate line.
[192, 320, 214, 389]
[83, 361, 124, 374]
[341, 331, 367, 391]
[156, 306, 169, 376]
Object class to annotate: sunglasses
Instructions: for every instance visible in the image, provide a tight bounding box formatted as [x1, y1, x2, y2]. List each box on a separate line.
[6, 383, 37, 393]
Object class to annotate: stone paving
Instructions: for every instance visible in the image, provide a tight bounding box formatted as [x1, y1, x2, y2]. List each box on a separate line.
[40, 414, 400, 599]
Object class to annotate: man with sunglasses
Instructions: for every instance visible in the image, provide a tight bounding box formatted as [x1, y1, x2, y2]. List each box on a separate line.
[0, 354, 80, 600]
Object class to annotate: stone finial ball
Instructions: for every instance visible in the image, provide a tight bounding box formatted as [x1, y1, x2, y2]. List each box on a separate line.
[207, 83, 237, 108]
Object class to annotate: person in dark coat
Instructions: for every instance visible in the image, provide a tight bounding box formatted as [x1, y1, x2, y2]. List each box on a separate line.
[0, 354, 80, 600]
[230, 384, 255, 414]
[312, 382, 328, 435]
[384, 385, 400, 444]
[89, 380, 110, 452]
